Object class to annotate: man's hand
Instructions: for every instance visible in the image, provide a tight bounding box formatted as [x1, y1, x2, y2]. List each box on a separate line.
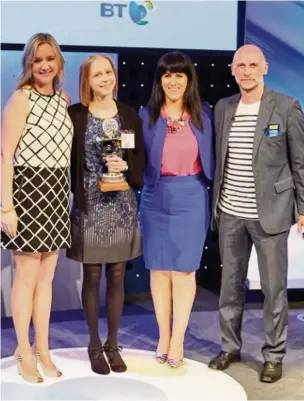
[297, 215, 304, 237]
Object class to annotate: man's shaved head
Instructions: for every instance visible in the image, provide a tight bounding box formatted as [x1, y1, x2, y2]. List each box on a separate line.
[233, 45, 267, 64]
[231, 44, 268, 93]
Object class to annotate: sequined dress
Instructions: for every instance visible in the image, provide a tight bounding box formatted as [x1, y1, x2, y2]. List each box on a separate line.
[67, 113, 141, 263]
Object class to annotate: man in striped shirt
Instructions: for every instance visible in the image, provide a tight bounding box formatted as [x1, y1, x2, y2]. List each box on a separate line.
[209, 44, 304, 383]
[218, 100, 260, 219]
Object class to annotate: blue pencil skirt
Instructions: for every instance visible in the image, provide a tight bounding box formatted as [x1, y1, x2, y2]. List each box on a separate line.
[140, 174, 209, 272]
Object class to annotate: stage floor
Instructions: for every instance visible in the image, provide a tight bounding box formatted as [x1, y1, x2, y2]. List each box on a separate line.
[1, 289, 304, 400]
[1, 348, 247, 400]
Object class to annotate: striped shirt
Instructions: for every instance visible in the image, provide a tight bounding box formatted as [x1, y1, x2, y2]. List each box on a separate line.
[218, 101, 260, 219]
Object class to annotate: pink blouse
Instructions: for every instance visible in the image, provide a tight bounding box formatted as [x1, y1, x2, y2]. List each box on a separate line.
[160, 113, 202, 176]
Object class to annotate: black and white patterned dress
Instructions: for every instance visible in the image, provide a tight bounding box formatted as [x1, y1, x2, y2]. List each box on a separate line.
[67, 112, 141, 264]
[1, 87, 73, 253]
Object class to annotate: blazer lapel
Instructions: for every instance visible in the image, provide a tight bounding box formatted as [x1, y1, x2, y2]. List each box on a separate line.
[221, 96, 240, 166]
[252, 88, 275, 162]
[149, 117, 167, 177]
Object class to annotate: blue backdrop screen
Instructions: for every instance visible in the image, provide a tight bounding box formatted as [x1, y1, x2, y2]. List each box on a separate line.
[245, 1, 304, 107]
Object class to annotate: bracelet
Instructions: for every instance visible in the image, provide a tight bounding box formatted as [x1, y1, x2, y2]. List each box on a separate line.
[1, 206, 15, 214]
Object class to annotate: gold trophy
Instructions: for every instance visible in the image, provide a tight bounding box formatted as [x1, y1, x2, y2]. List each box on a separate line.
[96, 119, 129, 192]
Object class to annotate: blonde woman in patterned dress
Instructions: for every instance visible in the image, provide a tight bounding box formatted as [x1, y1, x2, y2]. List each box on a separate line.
[1, 33, 73, 383]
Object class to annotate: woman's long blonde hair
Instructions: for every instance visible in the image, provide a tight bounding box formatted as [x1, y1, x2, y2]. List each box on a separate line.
[17, 33, 64, 90]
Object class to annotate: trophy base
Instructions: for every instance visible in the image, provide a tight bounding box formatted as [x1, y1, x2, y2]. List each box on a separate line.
[102, 172, 124, 182]
[98, 179, 129, 192]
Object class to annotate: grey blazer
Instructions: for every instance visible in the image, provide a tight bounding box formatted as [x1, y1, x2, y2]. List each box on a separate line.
[212, 87, 304, 234]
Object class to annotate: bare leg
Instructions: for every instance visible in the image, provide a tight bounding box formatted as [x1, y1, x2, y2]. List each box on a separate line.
[32, 251, 59, 369]
[170, 271, 196, 360]
[12, 251, 41, 375]
[150, 270, 172, 354]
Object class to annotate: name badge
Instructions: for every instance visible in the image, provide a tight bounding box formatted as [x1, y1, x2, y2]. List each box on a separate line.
[265, 124, 280, 137]
[121, 131, 135, 149]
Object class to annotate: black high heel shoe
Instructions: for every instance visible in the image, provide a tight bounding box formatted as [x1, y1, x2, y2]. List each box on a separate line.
[103, 342, 127, 373]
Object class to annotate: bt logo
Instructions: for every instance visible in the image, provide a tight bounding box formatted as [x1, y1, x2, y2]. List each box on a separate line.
[101, 1, 153, 26]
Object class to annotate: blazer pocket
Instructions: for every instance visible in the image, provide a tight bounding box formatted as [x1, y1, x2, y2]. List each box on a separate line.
[264, 133, 285, 143]
[274, 177, 294, 193]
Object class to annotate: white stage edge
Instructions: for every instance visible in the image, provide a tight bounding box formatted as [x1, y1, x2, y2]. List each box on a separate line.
[246, 224, 304, 290]
[1, 348, 247, 401]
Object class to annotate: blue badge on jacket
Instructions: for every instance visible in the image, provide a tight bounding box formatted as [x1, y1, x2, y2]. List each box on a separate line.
[265, 124, 280, 137]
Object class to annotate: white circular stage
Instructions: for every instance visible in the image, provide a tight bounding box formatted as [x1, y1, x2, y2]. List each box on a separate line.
[1, 348, 247, 400]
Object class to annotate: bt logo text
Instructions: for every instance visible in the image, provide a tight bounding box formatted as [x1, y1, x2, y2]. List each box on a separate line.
[100, 2, 152, 25]
[100, 3, 127, 18]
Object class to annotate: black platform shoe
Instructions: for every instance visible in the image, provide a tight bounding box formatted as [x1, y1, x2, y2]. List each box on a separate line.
[103, 342, 127, 373]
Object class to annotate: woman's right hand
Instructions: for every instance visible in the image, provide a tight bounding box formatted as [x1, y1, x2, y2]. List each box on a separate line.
[1, 209, 18, 237]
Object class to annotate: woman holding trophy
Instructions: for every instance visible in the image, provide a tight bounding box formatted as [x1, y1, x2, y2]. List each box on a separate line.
[67, 55, 145, 375]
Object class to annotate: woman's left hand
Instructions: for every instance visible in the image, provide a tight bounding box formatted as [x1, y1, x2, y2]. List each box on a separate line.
[105, 155, 127, 173]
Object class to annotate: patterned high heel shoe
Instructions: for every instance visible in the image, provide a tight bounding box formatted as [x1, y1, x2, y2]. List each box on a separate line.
[155, 353, 168, 364]
[15, 353, 44, 383]
[155, 339, 169, 364]
[33, 346, 62, 377]
[167, 357, 184, 369]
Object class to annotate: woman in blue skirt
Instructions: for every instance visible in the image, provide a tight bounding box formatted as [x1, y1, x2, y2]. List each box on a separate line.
[139, 52, 214, 368]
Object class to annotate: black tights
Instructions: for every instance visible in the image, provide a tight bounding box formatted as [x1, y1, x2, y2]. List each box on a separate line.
[82, 262, 126, 348]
